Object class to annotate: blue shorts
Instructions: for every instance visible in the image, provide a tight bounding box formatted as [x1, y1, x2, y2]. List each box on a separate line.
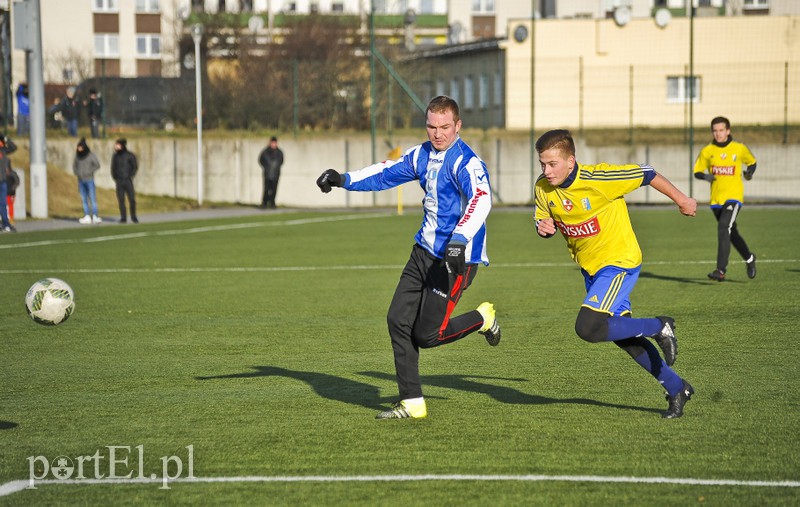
[581, 265, 641, 316]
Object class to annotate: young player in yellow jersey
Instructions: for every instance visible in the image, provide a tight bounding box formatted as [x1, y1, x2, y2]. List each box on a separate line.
[694, 116, 758, 282]
[533, 129, 698, 418]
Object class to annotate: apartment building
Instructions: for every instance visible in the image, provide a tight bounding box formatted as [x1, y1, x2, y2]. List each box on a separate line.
[11, 0, 180, 89]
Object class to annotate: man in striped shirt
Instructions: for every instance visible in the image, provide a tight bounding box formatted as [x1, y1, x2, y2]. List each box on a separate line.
[533, 129, 698, 418]
[316, 96, 500, 420]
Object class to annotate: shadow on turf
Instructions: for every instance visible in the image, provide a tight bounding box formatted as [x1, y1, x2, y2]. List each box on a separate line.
[0, 421, 18, 430]
[195, 366, 390, 410]
[358, 371, 663, 415]
[640, 270, 750, 284]
[639, 271, 710, 285]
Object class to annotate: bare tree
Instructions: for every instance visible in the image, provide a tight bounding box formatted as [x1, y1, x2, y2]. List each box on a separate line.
[45, 48, 94, 85]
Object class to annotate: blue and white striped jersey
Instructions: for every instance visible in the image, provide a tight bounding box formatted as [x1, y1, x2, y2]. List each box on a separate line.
[342, 136, 492, 265]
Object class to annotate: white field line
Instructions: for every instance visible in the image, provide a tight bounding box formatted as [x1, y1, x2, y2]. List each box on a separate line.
[2, 474, 799, 497]
[0, 258, 798, 275]
[0, 213, 391, 250]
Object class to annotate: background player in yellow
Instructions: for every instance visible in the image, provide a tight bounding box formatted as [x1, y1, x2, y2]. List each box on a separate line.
[694, 116, 758, 282]
[533, 129, 697, 418]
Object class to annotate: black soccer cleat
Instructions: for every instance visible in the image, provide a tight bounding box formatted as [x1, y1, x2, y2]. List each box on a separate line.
[663, 381, 694, 419]
[746, 254, 757, 279]
[653, 316, 677, 366]
[707, 269, 726, 282]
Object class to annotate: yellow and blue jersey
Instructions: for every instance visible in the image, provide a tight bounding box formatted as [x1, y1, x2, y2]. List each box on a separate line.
[534, 162, 656, 276]
[693, 140, 756, 207]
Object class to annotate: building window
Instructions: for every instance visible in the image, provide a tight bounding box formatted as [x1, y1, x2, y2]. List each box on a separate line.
[136, 34, 161, 58]
[94, 0, 118, 12]
[479, 74, 488, 109]
[464, 75, 474, 110]
[94, 34, 120, 57]
[667, 76, 700, 103]
[471, 0, 495, 13]
[135, 0, 160, 12]
[436, 79, 445, 97]
[420, 0, 433, 14]
[450, 78, 460, 103]
[331, 2, 344, 12]
[493, 71, 502, 106]
[743, 0, 768, 7]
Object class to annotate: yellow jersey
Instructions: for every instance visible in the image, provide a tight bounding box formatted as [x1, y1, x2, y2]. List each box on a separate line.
[534, 163, 654, 276]
[693, 140, 756, 206]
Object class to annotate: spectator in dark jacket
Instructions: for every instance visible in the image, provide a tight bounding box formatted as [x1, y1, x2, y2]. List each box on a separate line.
[258, 136, 284, 209]
[59, 86, 81, 137]
[111, 138, 138, 223]
[85, 88, 103, 139]
[0, 139, 14, 232]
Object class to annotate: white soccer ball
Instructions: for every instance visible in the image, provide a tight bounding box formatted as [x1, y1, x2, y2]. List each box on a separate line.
[25, 278, 75, 326]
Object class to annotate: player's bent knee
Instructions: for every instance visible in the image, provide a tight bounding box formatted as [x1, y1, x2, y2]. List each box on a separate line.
[574, 307, 609, 343]
[412, 328, 441, 349]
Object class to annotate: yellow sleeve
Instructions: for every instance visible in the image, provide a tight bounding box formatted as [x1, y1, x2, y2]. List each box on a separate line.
[694, 146, 711, 175]
[533, 179, 551, 222]
[741, 144, 756, 166]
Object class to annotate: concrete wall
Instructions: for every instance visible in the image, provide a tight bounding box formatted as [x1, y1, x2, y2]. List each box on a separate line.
[45, 134, 800, 209]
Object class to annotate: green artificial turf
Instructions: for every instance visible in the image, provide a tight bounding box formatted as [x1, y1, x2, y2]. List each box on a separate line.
[0, 207, 798, 505]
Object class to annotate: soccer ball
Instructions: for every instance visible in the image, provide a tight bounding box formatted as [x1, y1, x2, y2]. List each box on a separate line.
[25, 278, 75, 326]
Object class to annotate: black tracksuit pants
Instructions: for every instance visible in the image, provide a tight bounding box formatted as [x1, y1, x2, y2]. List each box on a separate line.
[713, 203, 751, 272]
[386, 244, 484, 400]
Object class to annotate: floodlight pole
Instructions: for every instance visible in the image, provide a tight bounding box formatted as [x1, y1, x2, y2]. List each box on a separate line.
[191, 24, 204, 205]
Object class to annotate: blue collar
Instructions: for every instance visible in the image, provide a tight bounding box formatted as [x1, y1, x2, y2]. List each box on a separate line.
[559, 163, 579, 188]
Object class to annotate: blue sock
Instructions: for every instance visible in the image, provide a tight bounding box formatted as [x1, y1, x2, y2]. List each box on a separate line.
[607, 316, 662, 341]
[633, 345, 684, 396]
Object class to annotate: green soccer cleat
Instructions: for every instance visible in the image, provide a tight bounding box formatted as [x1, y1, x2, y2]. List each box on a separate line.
[477, 302, 501, 346]
[375, 399, 428, 420]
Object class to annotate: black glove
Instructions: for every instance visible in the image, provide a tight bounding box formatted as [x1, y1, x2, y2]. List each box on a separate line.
[743, 164, 757, 181]
[316, 169, 342, 193]
[444, 241, 466, 275]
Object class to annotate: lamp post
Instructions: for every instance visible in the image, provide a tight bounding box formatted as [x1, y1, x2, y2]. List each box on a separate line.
[191, 23, 204, 205]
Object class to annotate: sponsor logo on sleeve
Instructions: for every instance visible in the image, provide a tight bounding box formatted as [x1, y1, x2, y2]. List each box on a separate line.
[457, 187, 488, 226]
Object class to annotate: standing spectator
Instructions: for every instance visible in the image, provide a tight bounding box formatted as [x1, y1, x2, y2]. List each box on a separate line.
[85, 88, 103, 139]
[5, 165, 19, 224]
[534, 129, 697, 418]
[111, 138, 138, 223]
[4, 137, 19, 225]
[315, 96, 500, 420]
[16, 83, 30, 136]
[48, 98, 64, 129]
[258, 136, 284, 209]
[693, 116, 758, 281]
[59, 86, 81, 137]
[73, 138, 102, 224]
[0, 139, 14, 232]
